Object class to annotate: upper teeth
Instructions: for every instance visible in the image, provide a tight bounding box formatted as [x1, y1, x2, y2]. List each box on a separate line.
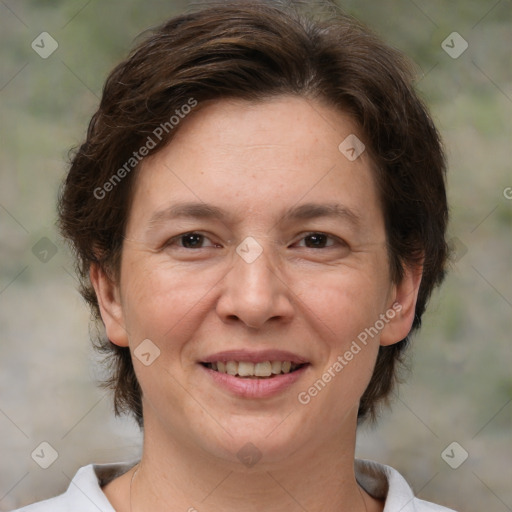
[207, 361, 298, 377]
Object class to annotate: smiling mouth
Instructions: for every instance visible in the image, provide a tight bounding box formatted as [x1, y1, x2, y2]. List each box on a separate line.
[201, 361, 308, 378]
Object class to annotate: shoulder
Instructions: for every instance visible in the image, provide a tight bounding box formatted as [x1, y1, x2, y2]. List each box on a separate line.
[11, 462, 136, 512]
[355, 458, 458, 512]
[11, 494, 66, 512]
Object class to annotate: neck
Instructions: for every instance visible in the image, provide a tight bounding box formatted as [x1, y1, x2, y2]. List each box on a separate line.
[123, 412, 378, 512]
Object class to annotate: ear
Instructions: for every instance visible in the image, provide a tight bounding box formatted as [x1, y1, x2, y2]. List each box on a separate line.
[89, 263, 129, 347]
[380, 264, 423, 347]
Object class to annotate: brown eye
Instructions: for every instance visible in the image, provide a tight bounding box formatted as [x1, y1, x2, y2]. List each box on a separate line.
[166, 232, 217, 250]
[180, 233, 205, 248]
[303, 233, 330, 248]
[296, 232, 337, 249]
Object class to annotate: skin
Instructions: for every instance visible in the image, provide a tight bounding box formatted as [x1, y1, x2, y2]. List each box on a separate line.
[91, 96, 422, 512]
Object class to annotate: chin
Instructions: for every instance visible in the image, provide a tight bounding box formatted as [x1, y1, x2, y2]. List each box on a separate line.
[195, 415, 311, 468]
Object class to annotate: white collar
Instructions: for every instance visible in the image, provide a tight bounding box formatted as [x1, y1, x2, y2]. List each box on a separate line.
[26, 459, 455, 511]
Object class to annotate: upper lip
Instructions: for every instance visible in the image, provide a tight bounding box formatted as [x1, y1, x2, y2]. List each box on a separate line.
[201, 349, 309, 365]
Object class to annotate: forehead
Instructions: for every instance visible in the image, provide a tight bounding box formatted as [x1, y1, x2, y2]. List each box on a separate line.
[127, 96, 381, 232]
[168, 96, 364, 164]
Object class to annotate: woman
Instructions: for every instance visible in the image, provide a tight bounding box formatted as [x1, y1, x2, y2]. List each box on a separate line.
[16, 1, 454, 510]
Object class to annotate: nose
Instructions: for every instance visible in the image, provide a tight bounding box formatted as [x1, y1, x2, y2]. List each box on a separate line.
[215, 241, 294, 329]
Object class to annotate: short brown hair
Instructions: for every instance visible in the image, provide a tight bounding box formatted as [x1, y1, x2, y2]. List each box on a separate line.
[58, 1, 448, 427]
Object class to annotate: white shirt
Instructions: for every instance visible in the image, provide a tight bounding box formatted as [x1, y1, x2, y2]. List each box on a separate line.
[13, 459, 456, 511]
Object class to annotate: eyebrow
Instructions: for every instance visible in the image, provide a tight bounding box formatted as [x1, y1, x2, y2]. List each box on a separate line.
[279, 202, 361, 227]
[147, 201, 361, 230]
[147, 202, 230, 230]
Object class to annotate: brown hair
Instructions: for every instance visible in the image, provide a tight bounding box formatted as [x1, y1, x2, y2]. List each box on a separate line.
[58, 1, 448, 427]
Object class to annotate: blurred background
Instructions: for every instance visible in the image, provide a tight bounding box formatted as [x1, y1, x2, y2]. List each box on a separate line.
[0, 1, 510, 510]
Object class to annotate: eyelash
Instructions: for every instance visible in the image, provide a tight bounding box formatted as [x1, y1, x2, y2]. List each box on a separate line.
[166, 231, 345, 250]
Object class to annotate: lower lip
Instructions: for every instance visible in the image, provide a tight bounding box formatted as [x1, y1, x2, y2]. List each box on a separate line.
[200, 364, 310, 399]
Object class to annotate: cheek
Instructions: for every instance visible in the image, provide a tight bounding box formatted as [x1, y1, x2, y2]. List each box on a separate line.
[294, 271, 386, 405]
[296, 267, 389, 345]
[120, 256, 222, 343]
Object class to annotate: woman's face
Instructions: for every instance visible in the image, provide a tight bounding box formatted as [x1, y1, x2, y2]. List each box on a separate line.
[95, 96, 418, 465]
